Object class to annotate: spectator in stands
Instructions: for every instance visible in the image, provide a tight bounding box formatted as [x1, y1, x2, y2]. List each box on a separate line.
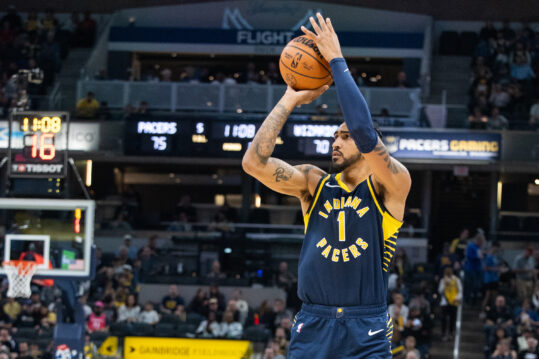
[196, 311, 220, 338]
[514, 246, 536, 301]
[402, 336, 421, 359]
[514, 299, 539, 328]
[115, 234, 138, 260]
[138, 246, 156, 282]
[15, 303, 37, 328]
[464, 229, 485, 305]
[219, 310, 243, 339]
[18, 341, 30, 359]
[206, 260, 226, 279]
[393, 248, 412, 278]
[76, 91, 100, 118]
[138, 302, 159, 325]
[266, 62, 280, 84]
[41, 8, 58, 33]
[439, 267, 462, 341]
[244, 62, 259, 84]
[450, 227, 470, 262]
[483, 242, 501, 308]
[230, 290, 248, 326]
[489, 83, 511, 110]
[208, 284, 226, 311]
[118, 293, 140, 323]
[487, 107, 509, 130]
[501, 21, 516, 42]
[274, 327, 289, 355]
[79, 294, 92, 318]
[136, 101, 151, 116]
[177, 195, 197, 223]
[394, 71, 411, 88]
[2, 297, 20, 322]
[485, 295, 513, 338]
[263, 342, 286, 359]
[491, 338, 517, 359]
[511, 54, 535, 82]
[529, 98, 539, 130]
[1, 5, 22, 32]
[519, 336, 539, 358]
[87, 301, 108, 333]
[160, 285, 185, 314]
[275, 261, 296, 293]
[480, 21, 498, 41]
[188, 288, 208, 316]
[24, 12, 39, 37]
[0, 328, 17, 353]
[272, 298, 292, 333]
[390, 292, 409, 324]
[160, 68, 172, 82]
[79, 12, 97, 47]
[435, 242, 459, 280]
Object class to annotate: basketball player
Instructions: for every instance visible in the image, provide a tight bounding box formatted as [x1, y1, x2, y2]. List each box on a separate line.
[242, 14, 411, 358]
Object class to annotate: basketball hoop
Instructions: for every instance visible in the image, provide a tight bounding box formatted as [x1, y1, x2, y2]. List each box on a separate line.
[2, 260, 38, 298]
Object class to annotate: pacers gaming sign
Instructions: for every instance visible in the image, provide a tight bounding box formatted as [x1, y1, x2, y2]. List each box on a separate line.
[383, 131, 501, 161]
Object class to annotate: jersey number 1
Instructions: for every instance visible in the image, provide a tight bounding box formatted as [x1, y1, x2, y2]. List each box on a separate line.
[338, 211, 345, 242]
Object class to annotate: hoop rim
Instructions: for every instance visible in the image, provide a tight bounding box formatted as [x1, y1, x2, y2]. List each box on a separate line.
[2, 260, 38, 274]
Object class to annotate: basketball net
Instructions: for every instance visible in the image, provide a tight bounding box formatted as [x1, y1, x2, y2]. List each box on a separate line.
[3, 260, 38, 298]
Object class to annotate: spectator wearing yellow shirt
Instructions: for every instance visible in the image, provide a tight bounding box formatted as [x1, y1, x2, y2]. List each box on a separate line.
[25, 12, 40, 34]
[3, 297, 21, 321]
[76, 92, 100, 118]
[41, 8, 58, 32]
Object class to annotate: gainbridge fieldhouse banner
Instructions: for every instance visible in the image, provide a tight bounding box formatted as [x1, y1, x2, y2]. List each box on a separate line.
[124, 337, 252, 359]
[383, 131, 501, 161]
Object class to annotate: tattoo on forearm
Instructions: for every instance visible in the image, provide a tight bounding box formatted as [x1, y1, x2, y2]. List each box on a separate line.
[253, 104, 291, 164]
[373, 141, 401, 174]
[273, 166, 294, 182]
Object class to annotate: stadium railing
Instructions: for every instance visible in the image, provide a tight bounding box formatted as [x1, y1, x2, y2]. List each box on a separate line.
[76, 80, 422, 118]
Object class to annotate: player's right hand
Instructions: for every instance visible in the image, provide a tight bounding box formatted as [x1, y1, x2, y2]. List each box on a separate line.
[284, 85, 329, 106]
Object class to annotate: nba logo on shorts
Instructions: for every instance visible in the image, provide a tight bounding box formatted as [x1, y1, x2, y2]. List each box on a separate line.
[291, 53, 302, 69]
[297, 323, 305, 333]
[55, 344, 75, 359]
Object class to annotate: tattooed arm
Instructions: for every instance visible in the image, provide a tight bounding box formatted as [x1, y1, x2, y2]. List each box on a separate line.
[242, 86, 328, 213]
[362, 138, 411, 220]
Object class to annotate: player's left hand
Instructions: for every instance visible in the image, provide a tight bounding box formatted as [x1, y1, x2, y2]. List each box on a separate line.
[284, 85, 329, 106]
[301, 13, 343, 62]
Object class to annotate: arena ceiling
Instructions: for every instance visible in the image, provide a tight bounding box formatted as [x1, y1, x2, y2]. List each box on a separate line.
[2, 0, 539, 21]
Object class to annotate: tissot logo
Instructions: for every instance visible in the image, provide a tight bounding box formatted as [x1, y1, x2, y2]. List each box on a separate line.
[291, 52, 302, 68]
[13, 164, 63, 174]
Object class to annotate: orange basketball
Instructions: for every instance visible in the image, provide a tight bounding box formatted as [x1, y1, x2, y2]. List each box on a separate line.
[279, 36, 333, 90]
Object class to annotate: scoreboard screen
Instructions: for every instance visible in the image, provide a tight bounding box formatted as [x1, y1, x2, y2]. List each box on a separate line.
[8, 112, 69, 178]
[124, 115, 341, 159]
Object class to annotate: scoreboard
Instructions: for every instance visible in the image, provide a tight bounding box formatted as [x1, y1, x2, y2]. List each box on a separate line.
[8, 112, 69, 178]
[124, 115, 341, 159]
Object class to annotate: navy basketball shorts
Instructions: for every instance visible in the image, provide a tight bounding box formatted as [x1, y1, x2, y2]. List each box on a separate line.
[288, 303, 393, 359]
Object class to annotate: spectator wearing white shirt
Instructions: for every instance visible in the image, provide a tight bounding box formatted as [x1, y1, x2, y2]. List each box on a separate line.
[138, 302, 159, 325]
[219, 310, 243, 339]
[118, 294, 140, 323]
[389, 292, 409, 324]
[196, 311, 220, 338]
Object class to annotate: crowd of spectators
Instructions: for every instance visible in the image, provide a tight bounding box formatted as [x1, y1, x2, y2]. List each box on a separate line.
[0, 7, 97, 116]
[469, 21, 539, 130]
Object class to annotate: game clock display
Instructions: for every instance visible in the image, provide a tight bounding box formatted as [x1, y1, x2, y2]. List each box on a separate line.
[8, 112, 69, 178]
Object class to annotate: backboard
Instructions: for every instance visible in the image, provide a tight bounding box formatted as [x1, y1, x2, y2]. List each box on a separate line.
[0, 199, 94, 278]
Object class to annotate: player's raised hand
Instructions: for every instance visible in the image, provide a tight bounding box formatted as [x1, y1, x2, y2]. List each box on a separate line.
[301, 13, 343, 62]
[284, 85, 329, 106]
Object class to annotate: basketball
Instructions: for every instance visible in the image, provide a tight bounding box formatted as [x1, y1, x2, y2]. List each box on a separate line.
[279, 36, 333, 90]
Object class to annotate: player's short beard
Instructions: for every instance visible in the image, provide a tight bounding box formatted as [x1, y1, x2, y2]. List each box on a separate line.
[329, 153, 362, 173]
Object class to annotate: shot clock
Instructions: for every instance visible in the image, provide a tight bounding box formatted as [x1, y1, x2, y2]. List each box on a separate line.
[8, 111, 69, 178]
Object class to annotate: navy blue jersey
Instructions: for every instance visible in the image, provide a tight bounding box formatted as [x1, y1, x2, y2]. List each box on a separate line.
[298, 173, 402, 307]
